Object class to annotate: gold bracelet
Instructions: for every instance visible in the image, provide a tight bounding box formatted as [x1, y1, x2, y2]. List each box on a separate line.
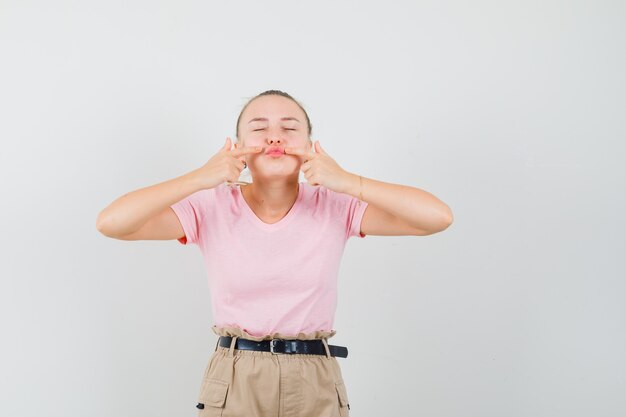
[359, 175, 363, 201]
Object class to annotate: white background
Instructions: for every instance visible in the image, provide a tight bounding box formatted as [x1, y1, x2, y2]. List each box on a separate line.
[1, 1, 625, 416]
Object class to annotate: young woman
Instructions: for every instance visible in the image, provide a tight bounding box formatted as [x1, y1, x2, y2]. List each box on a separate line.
[96, 90, 453, 417]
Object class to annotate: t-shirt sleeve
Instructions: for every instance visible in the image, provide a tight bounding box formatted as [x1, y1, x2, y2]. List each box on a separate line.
[345, 195, 368, 239]
[169, 188, 214, 245]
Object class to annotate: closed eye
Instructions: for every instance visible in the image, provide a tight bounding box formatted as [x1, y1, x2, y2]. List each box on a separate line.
[253, 128, 297, 131]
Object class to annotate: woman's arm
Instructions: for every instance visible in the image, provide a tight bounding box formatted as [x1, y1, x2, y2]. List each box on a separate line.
[96, 138, 263, 240]
[283, 141, 453, 237]
[95, 169, 205, 239]
[342, 173, 453, 236]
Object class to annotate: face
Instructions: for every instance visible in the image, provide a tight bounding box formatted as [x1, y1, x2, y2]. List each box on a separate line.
[235, 95, 311, 182]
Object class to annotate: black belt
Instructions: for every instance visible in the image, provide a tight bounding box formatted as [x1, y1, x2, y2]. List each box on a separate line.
[217, 336, 348, 358]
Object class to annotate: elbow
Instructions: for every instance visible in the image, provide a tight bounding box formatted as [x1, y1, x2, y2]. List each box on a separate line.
[417, 213, 453, 236]
[436, 207, 454, 232]
[96, 212, 115, 237]
[96, 216, 109, 236]
[444, 207, 454, 227]
[96, 212, 135, 239]
[413, 206, 453, 236]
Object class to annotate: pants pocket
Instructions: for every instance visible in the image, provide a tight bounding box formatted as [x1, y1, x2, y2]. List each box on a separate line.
[335, 380, 351, 416]
[196, 378, 229, 417]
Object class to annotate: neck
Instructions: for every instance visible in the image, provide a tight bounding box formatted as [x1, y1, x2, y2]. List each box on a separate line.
[241, 180, 300, 215]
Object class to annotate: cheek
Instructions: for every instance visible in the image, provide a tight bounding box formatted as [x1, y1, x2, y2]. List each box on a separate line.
[244, 137, 264, 145]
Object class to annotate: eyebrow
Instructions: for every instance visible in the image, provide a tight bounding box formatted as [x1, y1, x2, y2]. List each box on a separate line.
[248, 117, 301, 124]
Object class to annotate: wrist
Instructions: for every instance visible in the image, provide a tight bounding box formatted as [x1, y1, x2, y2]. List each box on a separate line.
[185, 168, 212, 191]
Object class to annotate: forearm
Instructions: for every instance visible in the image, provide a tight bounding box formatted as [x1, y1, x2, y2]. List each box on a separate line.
[96, 169, 205, 237]
[342, 173, 453, 232]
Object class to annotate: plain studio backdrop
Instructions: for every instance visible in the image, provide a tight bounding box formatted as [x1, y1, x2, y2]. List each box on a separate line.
[1, 1, 624, 416]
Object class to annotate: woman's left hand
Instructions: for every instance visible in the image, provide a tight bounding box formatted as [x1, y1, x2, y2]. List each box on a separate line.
[284, 140, 354, 193]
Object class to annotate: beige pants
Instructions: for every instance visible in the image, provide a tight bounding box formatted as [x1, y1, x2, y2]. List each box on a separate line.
[195, 325, 351, 417]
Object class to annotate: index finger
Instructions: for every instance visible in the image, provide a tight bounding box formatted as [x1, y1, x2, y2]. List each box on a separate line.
[284, 146, 316, 160]
[230, 146, 264, 157]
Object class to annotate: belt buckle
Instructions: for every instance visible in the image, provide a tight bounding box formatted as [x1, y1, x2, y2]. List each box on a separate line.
[270, 338, 284, 355]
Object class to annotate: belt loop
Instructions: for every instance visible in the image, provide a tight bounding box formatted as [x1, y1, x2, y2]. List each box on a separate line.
[228, 336, 238, 357]
[214, 337, 220, 352]
[322, 338, 332, 359]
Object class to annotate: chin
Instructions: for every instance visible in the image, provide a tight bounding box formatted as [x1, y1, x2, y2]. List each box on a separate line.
[251, 168, 300, 181]
[255, 161, 298, 173]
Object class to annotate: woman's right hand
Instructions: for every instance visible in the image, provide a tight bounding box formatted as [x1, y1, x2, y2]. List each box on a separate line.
[195, 137, 263, 189]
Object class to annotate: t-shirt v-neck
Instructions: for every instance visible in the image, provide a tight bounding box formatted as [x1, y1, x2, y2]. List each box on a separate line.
[236, 183, 303, 231]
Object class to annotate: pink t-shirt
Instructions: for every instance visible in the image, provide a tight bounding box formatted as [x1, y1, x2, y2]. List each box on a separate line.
[169, 182, 368, 338]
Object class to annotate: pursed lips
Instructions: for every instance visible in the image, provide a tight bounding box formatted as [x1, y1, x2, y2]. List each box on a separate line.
[265, 146, 285, 155]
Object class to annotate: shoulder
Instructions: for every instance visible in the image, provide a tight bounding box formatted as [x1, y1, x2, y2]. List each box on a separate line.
[205, 182, 237, 202]
[301, 182, 356, 211]
[314, 183, 353, 203]
[301, 182, 331, 203]
[174, 184, 231, 214]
